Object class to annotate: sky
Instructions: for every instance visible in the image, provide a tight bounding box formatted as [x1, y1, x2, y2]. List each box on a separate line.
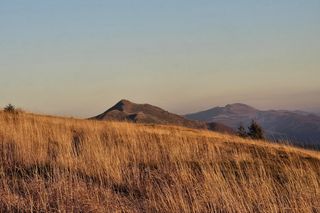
[1, 0, 320, 117]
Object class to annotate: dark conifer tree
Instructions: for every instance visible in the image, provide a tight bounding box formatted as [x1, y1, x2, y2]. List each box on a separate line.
[247, 120, 264, 140]
[237, 123, 247, 138]
[4, 104, 16, 113]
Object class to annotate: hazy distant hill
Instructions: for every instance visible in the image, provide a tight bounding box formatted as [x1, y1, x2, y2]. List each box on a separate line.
[185, 103, 320, 147]
[92, 99, 235, 134]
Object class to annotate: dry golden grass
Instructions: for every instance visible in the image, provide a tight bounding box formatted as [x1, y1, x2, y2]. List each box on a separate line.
[0, 111, 319, 212]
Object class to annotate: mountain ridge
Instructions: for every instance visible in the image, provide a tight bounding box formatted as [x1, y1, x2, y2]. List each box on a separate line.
[185, 103, 320, 147]
[92, 99, 235, 134]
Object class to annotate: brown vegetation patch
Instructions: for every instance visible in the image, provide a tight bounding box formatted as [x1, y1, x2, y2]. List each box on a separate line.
[0, 112, 319, 212]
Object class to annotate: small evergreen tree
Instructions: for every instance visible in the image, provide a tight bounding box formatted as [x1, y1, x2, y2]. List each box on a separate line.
[247, 120, 264, 140]
[4, 104, 16, 113]
[237, 123, 247, 138]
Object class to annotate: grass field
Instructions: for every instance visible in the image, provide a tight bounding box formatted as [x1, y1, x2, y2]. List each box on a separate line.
[0, 111, 319, 212]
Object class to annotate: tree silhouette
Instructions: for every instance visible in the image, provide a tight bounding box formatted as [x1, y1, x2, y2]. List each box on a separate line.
[4, 104, 16, 113]
[237, 123, 247, 138]
[247, 120, 264, 140]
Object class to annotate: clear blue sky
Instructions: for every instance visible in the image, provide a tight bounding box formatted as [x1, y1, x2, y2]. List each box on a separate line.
[1, 0, 320, 117]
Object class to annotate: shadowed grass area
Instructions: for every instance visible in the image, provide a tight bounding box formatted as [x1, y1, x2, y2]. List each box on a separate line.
[0, 111, 319, 212]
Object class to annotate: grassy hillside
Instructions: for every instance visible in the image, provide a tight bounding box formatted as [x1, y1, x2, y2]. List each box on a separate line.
[0, 111, 319, 212]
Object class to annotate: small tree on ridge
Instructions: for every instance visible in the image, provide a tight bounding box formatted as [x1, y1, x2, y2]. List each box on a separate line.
[4, 104, 16, 113]
[237, 123, 247, 138]
[247, 120, 264, 140]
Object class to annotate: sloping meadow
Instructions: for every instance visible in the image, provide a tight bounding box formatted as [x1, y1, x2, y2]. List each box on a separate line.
[0, 111, 319, 212]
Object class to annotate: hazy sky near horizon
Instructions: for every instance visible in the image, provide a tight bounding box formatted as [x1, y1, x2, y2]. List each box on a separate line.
[1, 0, 320, 117]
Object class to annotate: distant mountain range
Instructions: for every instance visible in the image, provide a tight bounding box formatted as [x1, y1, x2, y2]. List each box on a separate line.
[91, 100, 320, 148]
[92, 99, 235, 134]
[185, 103, 320, 147]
